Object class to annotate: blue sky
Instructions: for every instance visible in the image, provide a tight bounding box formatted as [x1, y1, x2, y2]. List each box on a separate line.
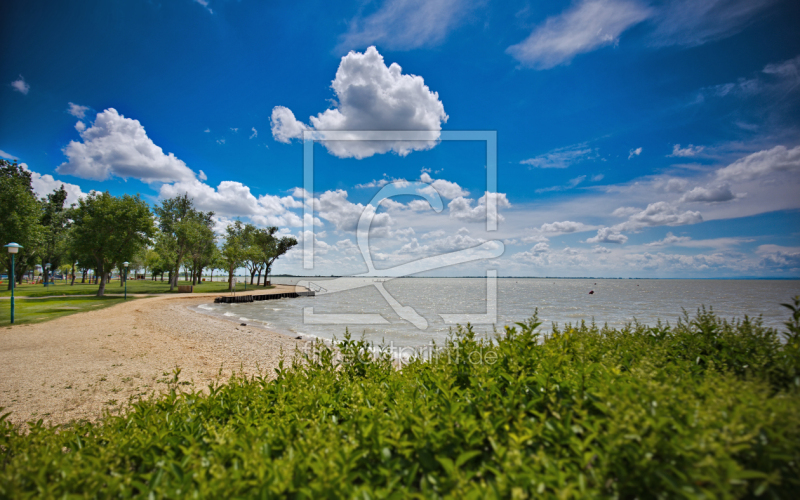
[1, 0, 799, 277]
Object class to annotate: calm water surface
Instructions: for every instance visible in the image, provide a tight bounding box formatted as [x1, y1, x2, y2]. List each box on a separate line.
[195, 278, 800, 347]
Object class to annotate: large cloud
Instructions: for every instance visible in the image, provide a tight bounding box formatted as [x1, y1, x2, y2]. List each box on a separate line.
[337, 0, 474, 51]
[20, 164, 86, 207]
[715, 145, 800, 182]
[506, 0, 651, 69]
[159, 179, 307, 227]
[271, 47, 448, 159]
[57, 108, 197, 183]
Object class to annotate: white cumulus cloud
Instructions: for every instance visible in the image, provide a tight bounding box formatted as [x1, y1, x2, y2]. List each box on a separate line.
[270, 46, 448, 159]
[586, 227, 628, 244]
[57, 108, 197, 183]
[449, 192, 510, 223]
[159, 179, 306, 227]
[20, 164, 86, 207]
[419, 172, 469, 199]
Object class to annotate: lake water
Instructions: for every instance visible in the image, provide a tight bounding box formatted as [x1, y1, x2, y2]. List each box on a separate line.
[195, 278, 800, 347]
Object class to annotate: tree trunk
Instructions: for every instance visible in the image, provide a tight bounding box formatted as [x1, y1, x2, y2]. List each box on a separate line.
[71, 262, 76, 285]
[250, 269, 256, 285]
[97, 265, 107, 296]
[228, 268, 235, 292]
[257, 268, 262, 286]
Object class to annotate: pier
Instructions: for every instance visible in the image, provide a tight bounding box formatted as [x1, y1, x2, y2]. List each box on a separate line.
[213, 290, 315, 304]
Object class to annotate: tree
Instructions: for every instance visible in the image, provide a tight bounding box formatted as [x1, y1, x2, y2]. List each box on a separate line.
[39, 185, 71, 285]
[69, 192, 155, 296]
[184, 213, 216, 285]
[154, 194, 214, 291]
[143, 249, 162, 280]
[261, 235, 297, 284]
[0, 160, 43, 289]
[221, 221, 251, 292]
[205, 247, 224, 282]
[244, 226, 275, 285]
[62, 228, 89, 286]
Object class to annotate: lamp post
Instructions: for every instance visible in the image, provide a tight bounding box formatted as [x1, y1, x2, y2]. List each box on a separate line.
[123, 262, 129, 300]
[4, 243, 23, 324]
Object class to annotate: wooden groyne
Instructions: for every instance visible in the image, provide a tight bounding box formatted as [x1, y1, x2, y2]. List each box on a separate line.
[214, 290, 315, 304]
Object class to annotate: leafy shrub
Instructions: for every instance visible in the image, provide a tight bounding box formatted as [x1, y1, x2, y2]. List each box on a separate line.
[1, 303, 799, 498]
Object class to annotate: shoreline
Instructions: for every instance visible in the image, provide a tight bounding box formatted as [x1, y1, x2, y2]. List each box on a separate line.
[0, 286, 307, 427]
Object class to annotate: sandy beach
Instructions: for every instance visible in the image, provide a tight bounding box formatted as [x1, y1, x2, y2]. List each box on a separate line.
[0, 285, 307, 427]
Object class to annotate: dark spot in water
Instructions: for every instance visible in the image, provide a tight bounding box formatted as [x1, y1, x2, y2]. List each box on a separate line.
[240, 323, 247, 326]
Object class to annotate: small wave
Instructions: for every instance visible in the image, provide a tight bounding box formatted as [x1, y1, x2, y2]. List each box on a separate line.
[223, 312, 236, 317]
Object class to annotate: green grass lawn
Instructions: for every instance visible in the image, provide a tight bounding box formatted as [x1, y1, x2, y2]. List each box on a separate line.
[0, 296, 135, 326]
[0, 279, 274, 297]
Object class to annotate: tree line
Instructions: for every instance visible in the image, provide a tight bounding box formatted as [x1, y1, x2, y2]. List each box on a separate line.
[0, 159, 297, 296]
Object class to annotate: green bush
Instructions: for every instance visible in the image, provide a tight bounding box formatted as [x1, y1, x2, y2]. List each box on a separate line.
[2, 301, 800, 498]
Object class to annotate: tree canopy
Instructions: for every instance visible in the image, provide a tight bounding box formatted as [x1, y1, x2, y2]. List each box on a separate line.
[70, 192, 156, 296]
[2, 175, 297, 291]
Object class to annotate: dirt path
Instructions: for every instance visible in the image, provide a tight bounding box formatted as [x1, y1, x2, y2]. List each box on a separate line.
[0, 286, 310, 427]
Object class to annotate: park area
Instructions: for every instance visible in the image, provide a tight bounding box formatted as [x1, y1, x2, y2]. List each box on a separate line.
[0, 280, 275, 326]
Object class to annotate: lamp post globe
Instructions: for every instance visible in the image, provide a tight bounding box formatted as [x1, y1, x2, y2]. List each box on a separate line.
[4, 243, 23, 324]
